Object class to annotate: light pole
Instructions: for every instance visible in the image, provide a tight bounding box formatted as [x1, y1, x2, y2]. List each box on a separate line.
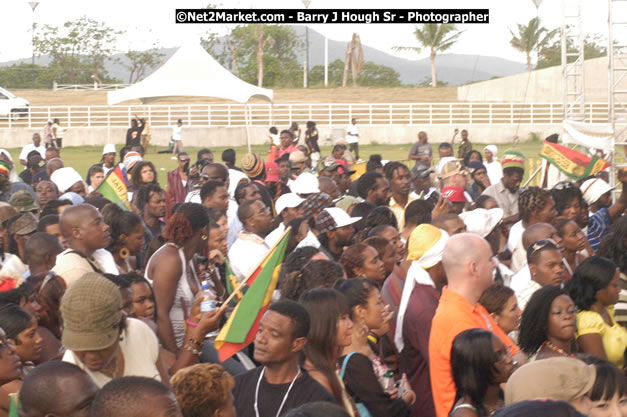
[302, 0, 311, 88]
[29, 1, 39, 89]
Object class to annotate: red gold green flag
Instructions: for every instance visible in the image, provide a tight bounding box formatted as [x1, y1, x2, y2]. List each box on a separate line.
[215, 228, 291, 362]
[97, 164, 131, 211]
[539, 141, 610, 180]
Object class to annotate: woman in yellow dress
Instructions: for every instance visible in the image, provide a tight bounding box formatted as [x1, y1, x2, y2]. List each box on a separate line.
[565, 256, 627, 368]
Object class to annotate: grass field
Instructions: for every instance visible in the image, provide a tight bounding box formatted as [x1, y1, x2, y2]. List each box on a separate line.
[5, 141, 546, 187]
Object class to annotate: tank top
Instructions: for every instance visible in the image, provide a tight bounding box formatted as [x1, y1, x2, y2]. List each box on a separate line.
[145, 243, 197, 349]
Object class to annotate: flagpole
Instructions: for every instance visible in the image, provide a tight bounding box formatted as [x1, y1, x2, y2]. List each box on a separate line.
[522, 165, 543, 187]
[218, 226, 292, 311]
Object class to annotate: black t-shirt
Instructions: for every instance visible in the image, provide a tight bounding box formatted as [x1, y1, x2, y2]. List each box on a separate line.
[234, 366, 334, 417]
[305, 128, 320, 153]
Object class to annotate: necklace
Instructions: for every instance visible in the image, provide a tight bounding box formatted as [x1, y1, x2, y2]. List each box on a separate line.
[254, 366, 301, 417]
[542, 340, 575, 357]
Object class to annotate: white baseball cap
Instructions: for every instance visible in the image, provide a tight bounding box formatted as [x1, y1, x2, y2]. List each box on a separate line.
[459, 208, 504, 238]
[316, 207, 361, 233]
[102, 144, 116, 155]
[292, 172, 320, 195]
[275, 193, 305, 216]
[581, 178, 615, 205]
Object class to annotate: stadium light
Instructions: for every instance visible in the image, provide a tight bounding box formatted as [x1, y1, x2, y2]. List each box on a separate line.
[302, 0, 311, 88]
[28, 1, 40, 89]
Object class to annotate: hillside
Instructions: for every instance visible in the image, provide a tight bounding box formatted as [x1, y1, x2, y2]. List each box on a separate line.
[1, 27, 526, 87]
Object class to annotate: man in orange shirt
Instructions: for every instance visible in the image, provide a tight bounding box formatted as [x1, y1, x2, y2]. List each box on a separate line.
[428, 233, 527, 417]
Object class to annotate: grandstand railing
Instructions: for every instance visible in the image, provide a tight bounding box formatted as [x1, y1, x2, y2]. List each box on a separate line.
[1, 102, 622, 129]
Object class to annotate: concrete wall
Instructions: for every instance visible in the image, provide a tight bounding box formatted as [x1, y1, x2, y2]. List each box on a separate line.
[457, 57, 622, 102]
[0, 124, 562, 148]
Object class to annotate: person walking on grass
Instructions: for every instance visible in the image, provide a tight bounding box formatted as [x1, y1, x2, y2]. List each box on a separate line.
[346, 118, 361, 162]
[171, 119, 184, 160]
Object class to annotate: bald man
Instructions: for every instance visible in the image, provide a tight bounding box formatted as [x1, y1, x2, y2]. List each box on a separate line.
[318, 176, 340, 200]
[19, 361, 99, 417]
[24, 232, 63, 277]
[52, 204, 112, 287]
[46, 158, 64, 178]
[428, 233, 525, 417]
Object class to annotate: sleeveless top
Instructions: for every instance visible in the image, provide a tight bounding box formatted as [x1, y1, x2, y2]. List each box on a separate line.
[145, 243, 197, 349]
[450, 403, 477, 415]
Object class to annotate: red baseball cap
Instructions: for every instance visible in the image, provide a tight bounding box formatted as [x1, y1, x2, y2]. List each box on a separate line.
[265, 161, 279, 182]
[441, 186, 466, 203]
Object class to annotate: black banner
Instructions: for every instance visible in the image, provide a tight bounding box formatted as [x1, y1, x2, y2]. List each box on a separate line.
[175, 9, 489, 24]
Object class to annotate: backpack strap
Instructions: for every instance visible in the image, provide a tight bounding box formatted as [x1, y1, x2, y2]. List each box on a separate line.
[339, 352, 357, 379]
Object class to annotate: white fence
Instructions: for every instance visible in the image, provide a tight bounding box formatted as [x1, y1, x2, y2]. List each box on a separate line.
[1, 102, 622, 130]
[52, 82, 132, 91]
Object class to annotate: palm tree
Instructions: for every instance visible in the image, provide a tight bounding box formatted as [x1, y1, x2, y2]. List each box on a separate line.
[342, 33, 364, 87]
[254, 25, 275, 87]
[509, 17, 557, 71]
[393, 24, 462, 87]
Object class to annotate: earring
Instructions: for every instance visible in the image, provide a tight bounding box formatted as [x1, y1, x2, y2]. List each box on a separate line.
[119, 247, 130, 259]
[201, 234, 208, 241]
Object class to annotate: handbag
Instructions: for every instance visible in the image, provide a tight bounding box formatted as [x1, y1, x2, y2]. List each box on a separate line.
[340, 352, 374, 417]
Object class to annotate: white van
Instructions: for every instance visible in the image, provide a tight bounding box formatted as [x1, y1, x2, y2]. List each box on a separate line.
[0, 87, 29, 119]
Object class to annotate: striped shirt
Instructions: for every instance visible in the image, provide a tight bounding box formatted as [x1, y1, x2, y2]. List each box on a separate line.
[587, 208, 611, 253]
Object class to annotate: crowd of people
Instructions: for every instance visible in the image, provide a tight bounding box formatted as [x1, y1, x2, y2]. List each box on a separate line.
[0, 121, 625, 417]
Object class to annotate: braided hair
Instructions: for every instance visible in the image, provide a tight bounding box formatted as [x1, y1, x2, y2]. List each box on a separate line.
[339, 243, 371, 278]
[279, 260, 344, 301]
[518, 186, 551, 223]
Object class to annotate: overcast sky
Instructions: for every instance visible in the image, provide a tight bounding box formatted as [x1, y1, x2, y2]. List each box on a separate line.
[0, 0, 619, 65]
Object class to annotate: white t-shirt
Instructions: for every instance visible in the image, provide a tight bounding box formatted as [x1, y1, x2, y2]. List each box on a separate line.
[172, 124, 182, 141]
[346, 124, 359, 144]
[63, 318, 161, 388]
[19, 144, 46, 162]
[485, 160, 503, 186]
[507, 220, 526, 274]
[228, 232, 270, 283]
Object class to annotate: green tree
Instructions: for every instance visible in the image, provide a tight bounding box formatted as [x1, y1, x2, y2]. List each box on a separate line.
[0, 63, 56, 89]
[310, 60, 401, 87]
[222, 25, 303, 88]
[536, 33, 607, 70]
[509, 17, 557, 71]
[415, 76, 448, 87]
[357, 62, 401, 87]
[393, 24, 462, 87]
[124, 44, 166, 83]
[310, 59, 346, 87]
[33, 16, 124, 84]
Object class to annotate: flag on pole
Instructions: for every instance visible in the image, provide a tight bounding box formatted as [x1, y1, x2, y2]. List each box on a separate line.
[8, 393, 19, 417]
[224, 258, 243, 302]
[539, 141, 610, 181]
[215, 228, 291, 362]
[97, 164, 131, 211]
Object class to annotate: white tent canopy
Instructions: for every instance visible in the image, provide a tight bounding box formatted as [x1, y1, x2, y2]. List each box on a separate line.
[107, 43, 273, 105]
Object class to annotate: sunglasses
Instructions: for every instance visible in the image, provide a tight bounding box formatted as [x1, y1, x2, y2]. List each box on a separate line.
[179, 158, 190, 163]
[553, 181, 575, 191]
[528, 239, 557, 257]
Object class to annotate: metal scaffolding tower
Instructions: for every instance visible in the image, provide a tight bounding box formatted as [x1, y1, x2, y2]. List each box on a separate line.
[608, 0, 627, 192]
[562, 0, 586, 122]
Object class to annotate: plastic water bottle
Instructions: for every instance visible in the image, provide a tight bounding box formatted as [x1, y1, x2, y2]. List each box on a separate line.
[200, 280, 217, 313]
[381, 370, 396, 393]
